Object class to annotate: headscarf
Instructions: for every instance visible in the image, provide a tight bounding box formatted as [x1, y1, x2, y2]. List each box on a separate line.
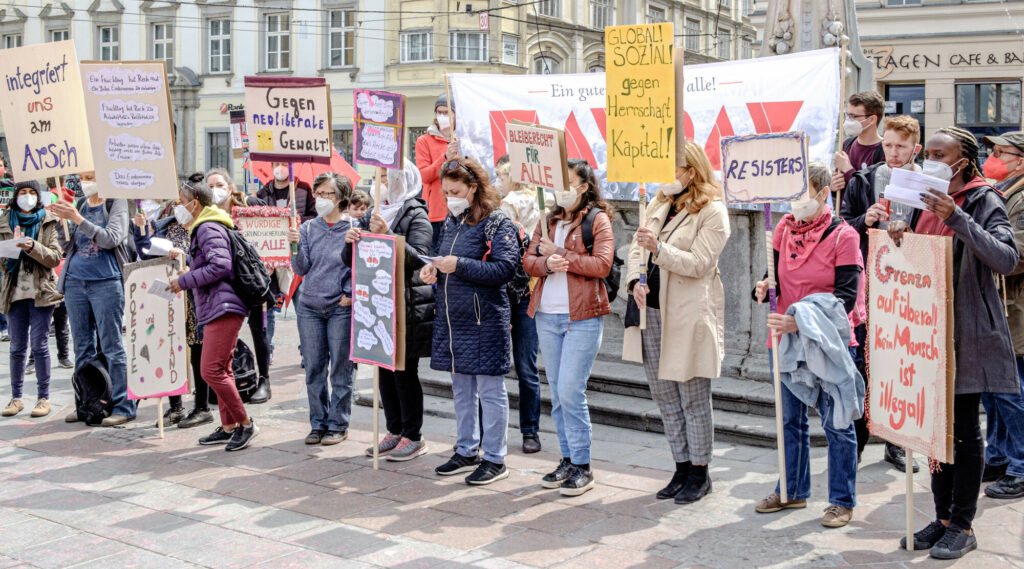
[372, 158, 423, 227]
[4, 182, 46, 275]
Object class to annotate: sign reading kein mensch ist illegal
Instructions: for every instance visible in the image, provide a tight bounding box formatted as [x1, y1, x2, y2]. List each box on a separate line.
[244, 76, 332, 164]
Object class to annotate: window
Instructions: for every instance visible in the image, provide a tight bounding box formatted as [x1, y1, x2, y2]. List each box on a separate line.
[400, 31, 431, 63]
[717, 28, 731, 59]
[265, 13, 290, 71]
[209, 19, 231, 73]
[536, 0, 561, 18]
[646, 5, 667, 23]
[207, 131, 231, 175]
[533, 55, 561, 75]
[742, 37, 753, 59]
[449, 31, 487, 62]
[408, 126, 427, 163]
[588, 57, 605, 73]
[684, 18, 700, 52]
[502, 34, 518, 65]
[328, 10, 355, 68]
[2, 34, 22, 49]
[590, 0, 610, 29]
[332, 129, 353, 163]
[743, 0, 755, 16]
[152, 23, 174, 69]
[886, 0, 921, 5]
[49, 29, 69, 42]
[956, 82, 1022, 126]
[99, 26, 119, 60]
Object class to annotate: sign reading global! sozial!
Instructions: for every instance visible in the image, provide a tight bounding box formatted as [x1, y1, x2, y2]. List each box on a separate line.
[505, 122, 568, 191]
[720, 132, 809, 205]
[353, 89, 405, 169]
[244, 77, 332, 164]
[604, 22, 676, 183]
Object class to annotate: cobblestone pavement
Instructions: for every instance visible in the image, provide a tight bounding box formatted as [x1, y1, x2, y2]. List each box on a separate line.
[0, 313, 1021, 569]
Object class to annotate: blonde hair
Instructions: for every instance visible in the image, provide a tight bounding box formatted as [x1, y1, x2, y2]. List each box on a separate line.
[495, 157, 529, 194]
[661, 141, 722, 214]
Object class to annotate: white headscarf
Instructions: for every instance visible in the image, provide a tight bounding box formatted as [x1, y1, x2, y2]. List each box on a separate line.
[373, 158, 422, 227]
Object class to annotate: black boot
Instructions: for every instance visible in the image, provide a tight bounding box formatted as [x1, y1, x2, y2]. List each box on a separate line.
[675, 464, 712, 504]
[657, 462, 690, 499]
[250, 376, 271, 404]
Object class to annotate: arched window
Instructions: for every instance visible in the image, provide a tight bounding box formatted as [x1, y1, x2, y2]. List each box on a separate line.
[533, 55, 561, 75]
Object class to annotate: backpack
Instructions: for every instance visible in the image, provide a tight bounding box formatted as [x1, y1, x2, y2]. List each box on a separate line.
[72, 354, 114, 426]
[481, 212, 531, 304]
[218, 225, 275, 308]
[581, 207, 623, 302]
[206, 339, 259, 405]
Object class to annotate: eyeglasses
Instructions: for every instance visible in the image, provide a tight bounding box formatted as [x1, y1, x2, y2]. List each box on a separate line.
[442, 160, 477, 181]
[313, 191, 336, 199]
[845, 113, 870, 121]
[992, 148, 1024, 160]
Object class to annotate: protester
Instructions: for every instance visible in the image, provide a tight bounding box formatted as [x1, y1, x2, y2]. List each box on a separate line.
[288, 172, 355, 446]
[421, 157, 518, 485]
[832, 91, 886, 194]
[753, 161, 863, 529]
[839, 115, 922, 473]
[415, 94, 459, 246]
[0, 155, 14, 343]
[625, 141, 730, 504]
[350, 161, 434, 461]
[347, 190, 370, 221]
[51, 172, 135, 427]
[34, 178, 72, 370]
[169, 180, 258, 451]
[0, 181, 63, 418]
[886, 127, 1019, 557]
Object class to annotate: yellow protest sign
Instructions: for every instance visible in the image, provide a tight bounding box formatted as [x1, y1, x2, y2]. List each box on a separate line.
[605, 22, 676, 183]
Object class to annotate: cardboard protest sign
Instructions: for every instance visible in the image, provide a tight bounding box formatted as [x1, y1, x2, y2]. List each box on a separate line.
[229, 109, 246, 159]
[505, 122, 569, 191]
[350, 234, 406, 371]
[123, 258, 189, 400]
[353, 89, 405, 169]
[604, 22, 676, 184]
[0, 40, 94, 181]
[867, 230, 954, 463]
[720, 132, 809, 205]
[244, 77, 332, 164]
[80, 61, 178, 200]
[232, 205, 291, 269]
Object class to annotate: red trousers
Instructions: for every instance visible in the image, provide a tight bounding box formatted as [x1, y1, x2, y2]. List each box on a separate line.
[202, 314, 247, 426]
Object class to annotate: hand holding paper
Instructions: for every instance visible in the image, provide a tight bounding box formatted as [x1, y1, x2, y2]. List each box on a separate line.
[883, 168, 950, 211]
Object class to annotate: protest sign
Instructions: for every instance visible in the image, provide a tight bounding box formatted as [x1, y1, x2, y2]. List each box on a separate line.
[232, 205, 292, 269]
[80, 61, 177, 200]
[350, 233, 405, 371]
[505, 122, 568, 191]
[0, 40, 94, 181]
[867, 230, 954, 463]
[244, 77, 332, 164]
[353, 89, 405, 169]
[604, 23, 676, 183]
[230, 109, 246, 159]
[123, 258, 188, 400]
[720, 132, 809, 205]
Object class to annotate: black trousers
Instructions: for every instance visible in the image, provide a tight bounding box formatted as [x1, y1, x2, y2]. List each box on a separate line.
[851, 324, 898, 457]
[52, 302, 70, 360]
[247, 306, 271, 379]
[169, 343, 207, 410]
[932, 393, 984, 531]
[379, 355, 424, 441]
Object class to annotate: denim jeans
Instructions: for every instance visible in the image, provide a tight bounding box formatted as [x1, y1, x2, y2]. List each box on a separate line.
[535, 312, 603, 465]
[295, 301, 354, 432]
[0, 312, 7, 332]
[7, 300, 55, 399]
[452, 373, 508, 464]
[981, 356, 1024, 477]
[511, 295, 541, 436]
[64, 277, 135, 418]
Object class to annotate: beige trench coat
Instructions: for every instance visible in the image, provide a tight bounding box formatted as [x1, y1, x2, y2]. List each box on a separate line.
[623, 189, 730, 382]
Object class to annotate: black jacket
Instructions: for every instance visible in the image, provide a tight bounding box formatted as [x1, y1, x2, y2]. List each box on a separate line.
[250, 180, 316, 223]
[839, 162, 885, 263]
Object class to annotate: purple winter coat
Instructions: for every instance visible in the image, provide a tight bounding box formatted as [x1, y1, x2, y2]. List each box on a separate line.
[177, 220, 248, 326]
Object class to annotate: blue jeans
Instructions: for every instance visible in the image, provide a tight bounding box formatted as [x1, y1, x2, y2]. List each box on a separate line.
[535, 313, 603, 465]
[511, 296, 541, 435]
[771, 348, 858, 509]
[295, 301, 354, 432]
[64, 277, 134, 418]
[0, 312, 7, 332]
[7, 300, 55, 399]
[981, 356, 1024, 477]
[452, 373, 508, 464]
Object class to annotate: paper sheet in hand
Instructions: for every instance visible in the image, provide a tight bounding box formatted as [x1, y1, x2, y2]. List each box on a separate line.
[142, 237, 173, 257]
[0, 237, 30, 258]
[148, 279, 178, 302]
[883, 168, 950, 210]
[417, 254, 443, 265]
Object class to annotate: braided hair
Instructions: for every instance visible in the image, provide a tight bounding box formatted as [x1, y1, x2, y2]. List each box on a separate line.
[936, 126, 982, 183]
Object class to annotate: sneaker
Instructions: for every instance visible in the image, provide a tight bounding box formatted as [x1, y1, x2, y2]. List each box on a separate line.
[542, 458, 574, 489]
[304, 429, 325, 445]
[199, 426, 233, 445]
[884, 444, 919, 473]
[0, 329, 8, 342]
[225, 421, 259, 452]
[321, 430, 347, 446]
[755, 493, 808, 513]
[155, 407, 185, 428]
[387, 438, 428, 462]
[821, 504, 853, 528]
[366, 433, 402, 457]
[57, 356, 74, 369]
[522, 434, 541, 454]
[435, 453, 481, 476]
[466, 460, 509, 485]
[30, 399, 50, 418]
[65, 410, 79, 423]
[178, 408, 214, 429]
[901, 520, 947, 550]
[100, 414, 133, 427]
[559, 465, 595, 497]
[929, 526, 977, 560]
[985, 475, 1024, 499]
[983, 462, 1008, 483]
[2, 399, 24, 417]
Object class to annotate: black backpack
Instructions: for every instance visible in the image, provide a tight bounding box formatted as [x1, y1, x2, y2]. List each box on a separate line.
[207, 339, 259, 405]
[581, 207, 623, 302]
[72, 355, 114, 426]
[215, 224, 275, 308]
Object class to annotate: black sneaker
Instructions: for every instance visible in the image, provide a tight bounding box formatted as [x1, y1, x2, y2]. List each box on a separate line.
[985, 475, 1024, 499]
[321, 430, 347, 446]
[466, 460, 509, 485]
[178, 408, 214, 429]
[901, 520, 948, 550]
[884, 444, 919, 473]
[983, 462, 1008, 483]
[225, 421, 259, 452]
[522, 434, 541, 454]
[305, 429, 326, 445]
[155, 407, 186, 428]
[541, 458, 573, 489]
[435, 453, 480, 476]
[929, 526, 977, 560]
[58, 356, 74, 369]
[560, 465, 595, 497]
[199, 426, 232, 445]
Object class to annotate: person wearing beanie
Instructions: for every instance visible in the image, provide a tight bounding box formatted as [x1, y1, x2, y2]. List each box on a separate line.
[415, 93, 459, 249]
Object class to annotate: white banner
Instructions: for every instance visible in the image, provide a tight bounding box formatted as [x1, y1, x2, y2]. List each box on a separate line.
[451, 48, 840, 201]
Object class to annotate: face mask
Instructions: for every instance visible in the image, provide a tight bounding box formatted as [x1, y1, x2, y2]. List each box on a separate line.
[315, 197, 336, 218]
[554, 189, 580, 208]
[436, 113, 451, 131]
[174, 203, 194, 226]
[273, 166, 289, 182]
[211, 187, 228, 204]
[16, 193, 37, 211]
[141, 199, 162, 220]
[661, 183, 685, 196]
[982, 155, 1016, 181]
[81, 181, 99, 197]
[790, 194, 823, 221]
[843, 118, 864, 138]
[922, 159, 956, 181]
[447, 196, 470, 217]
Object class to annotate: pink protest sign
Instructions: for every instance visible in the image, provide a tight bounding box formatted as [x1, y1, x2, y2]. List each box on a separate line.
[350, 233, 406, 371]
[353, 89, 405, 169]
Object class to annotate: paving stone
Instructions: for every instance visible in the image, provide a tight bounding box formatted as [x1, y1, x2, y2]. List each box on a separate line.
[0, 518, 77, 554]
[555, 545, 678, 569]
[482, 530, 595, 568]
[285, 524, 392, 558]
[10, 533, 129, 569]
[503, 500, 609, 536]
[354, 537, 463, 569]
[66, 546, 206, 569]
[405, 513, 526, 550]
[222, 507, 334, 539]
[268, 457, 363, 483]
[278, 488, 393, 521]
[168, 530, 303, 569]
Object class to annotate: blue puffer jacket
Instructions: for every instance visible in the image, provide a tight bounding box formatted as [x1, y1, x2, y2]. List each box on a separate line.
[431, 210, 518, 376]
[178, 207, 249, 326]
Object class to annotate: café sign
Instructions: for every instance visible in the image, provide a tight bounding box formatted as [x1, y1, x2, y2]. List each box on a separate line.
[865, 44, 1024, 79]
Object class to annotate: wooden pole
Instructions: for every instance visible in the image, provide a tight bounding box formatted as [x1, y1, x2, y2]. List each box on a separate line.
[764, 203, 788, 504]
[537, 187, 548, 240]
[638, 184, 649, 330]
[835, 40, 849, 211]
[157, 397, 165, 439]
[372, 366, 381, 470]
[444, 74, 457, 142]
[374, 168, 384, 216]
[58, 176, 71, 241]
[905, 448, 915, 550]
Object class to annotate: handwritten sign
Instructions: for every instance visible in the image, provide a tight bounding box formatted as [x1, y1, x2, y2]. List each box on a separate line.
[0, 40, 94, 181]
[720, 132, 809, 205]
[80, 61, 177, 200]
[232, 206, 291, 269]
[505, 122, 569, 191]
[867, 230, 954, 463]
[229, 109, 246, 159]
[350, 233, 405, 371]
[244, 77, 332, 164]
[604, 22, 676, 183]
[123, 258, 188, 400]
[353, 89, 405, 169]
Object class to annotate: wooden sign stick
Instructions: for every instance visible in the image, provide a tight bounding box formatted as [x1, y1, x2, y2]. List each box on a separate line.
[637, 184, 650, 330]
[157, 396, 165, 439]
[444, 74, 457, 143]
[764, 203, 788, 504]
[58, 176, 71, 240]
[374, 168, 384, 216]
[373, 366, 381, 470]
[537, 187, 548, 240]
[905, 447, 915, 550]
[289, 163, 298, 256]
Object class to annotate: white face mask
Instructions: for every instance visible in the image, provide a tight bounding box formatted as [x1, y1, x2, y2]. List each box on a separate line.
[315, 197, 336, 218]
[174, 203, 194, 227]
[81, 181, 99, 197]
[661, 183, 685, 196]
[790, 194, 823, 221]
[843, 118, 865, 138]
[17, 193, 37, 211]
[273, 166, 289, 182]
[447, 196, 470, 217]
[922, 159, 958, 181]
[554, 189, 580, 209]
[436, 113, 451, 131]
[211, 187, 228, 205]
